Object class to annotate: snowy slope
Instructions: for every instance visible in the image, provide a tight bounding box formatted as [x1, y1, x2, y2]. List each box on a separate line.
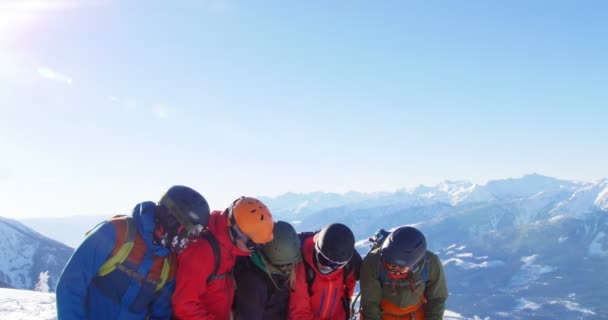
[596, 185, 608, 210]
[549, 179, 608, 218]
[0, 288, 468, 320]
[0, 217, 73, 291]
[0, 288, 56, 320]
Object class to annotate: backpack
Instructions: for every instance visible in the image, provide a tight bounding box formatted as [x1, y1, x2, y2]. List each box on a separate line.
[199, 231, 226, 284]
[350, 229, 430, 318]
[298, 231, 362, 320]
[89, 215, 173, 293]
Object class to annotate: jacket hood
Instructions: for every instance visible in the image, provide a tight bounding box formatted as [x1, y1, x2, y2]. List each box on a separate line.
[132, 201, 170, 257]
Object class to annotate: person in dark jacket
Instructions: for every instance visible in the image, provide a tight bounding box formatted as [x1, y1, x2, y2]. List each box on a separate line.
[360, 226, 448, 320]
[171, 196, 275, 320]
[233, 220, 302, 320]
[56, 185, 210, 320]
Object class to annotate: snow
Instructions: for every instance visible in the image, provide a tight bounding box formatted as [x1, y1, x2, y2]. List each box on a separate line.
[0, 219, 39, 289]
[548, 300, 595, 315]
[0, 288, 56, 320]
[455, 253, 473, 258]
[550, 180, 608, 218]
[443, 258, 505, 269]
[443, 309, 467, 319]
[516, 297, 541, 311]
[293, 201, 310, 214]
[595, 185, 608, 210]
[507, 256, 555, 290]
[588, 231, 608, 257]
[515, 296, 595, 316]
[521, 254, 538, 265]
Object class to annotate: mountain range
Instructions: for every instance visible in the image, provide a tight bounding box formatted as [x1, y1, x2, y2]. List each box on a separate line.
[6, 173, 608, 319]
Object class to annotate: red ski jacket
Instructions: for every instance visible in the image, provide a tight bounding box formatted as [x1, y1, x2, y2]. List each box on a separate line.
[172, 210, 251, 320]
[289, 235, 357, 320]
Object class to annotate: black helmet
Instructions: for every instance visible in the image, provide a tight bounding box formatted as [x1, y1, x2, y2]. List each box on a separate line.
[154, 185, 210, 253]
[160, 185, 210, 227]
[315, 223, 355, 264]
[380, 226, 426, 269]
[261, 221, 301, 265]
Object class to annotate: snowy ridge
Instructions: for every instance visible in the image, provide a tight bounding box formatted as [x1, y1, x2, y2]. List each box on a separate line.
[264, 174, 604, 223]
[594, 183, 608, 211]
[0, 217, 72, 291]
[549, 179, 608, 218]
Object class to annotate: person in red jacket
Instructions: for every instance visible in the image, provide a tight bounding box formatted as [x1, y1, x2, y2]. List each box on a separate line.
[289, 223, 361, 320]
[172, 196, 274, 320]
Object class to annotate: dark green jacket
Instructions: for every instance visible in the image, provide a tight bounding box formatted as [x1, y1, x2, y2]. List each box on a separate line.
[360, 249, 448, 320]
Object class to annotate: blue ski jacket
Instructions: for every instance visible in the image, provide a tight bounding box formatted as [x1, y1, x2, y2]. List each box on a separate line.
[56, 202, 175, 320]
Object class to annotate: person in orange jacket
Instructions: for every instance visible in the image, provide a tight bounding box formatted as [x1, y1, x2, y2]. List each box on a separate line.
[289, 223, 361, 320]
[171, 196, 274, 320]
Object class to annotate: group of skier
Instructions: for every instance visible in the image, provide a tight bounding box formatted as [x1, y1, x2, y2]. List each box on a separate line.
[56, 185, 448, 320]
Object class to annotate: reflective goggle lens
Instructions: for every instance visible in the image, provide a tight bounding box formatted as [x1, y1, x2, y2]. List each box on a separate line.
[384, 262, 410, 275]
[316, 250, 348, 269]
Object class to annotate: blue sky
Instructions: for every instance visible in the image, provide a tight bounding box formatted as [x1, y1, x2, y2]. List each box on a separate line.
[1, 0, 607, 218]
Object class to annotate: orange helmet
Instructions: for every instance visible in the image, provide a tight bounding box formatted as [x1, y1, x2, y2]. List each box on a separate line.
[228, 197, 274, 244]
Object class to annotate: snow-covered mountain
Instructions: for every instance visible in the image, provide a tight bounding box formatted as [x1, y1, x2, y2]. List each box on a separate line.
[264, 174, 605, 223]
[260, 174, 608, 320]
[0, 217, 73, 292]
[549, 179, 608, 218]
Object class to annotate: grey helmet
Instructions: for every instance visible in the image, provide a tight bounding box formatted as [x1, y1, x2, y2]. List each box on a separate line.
[260, 221, 301, 265]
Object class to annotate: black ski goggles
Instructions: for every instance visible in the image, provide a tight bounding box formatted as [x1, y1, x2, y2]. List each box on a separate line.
[316, 248, 349, 269]
[162, 196, 207, 240]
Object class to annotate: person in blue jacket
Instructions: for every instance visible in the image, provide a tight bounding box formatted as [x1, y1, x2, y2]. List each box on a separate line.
[56, 185, 210, 320]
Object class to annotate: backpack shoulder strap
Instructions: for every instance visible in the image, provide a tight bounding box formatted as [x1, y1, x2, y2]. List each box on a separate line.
[420, 254, 430, 283]
[200, 231, 221, 284]
[303, 260, 315, 296]
[97, 216, 136, 277]
[298, 231, 317, 296]
[155, 254, 173, 292]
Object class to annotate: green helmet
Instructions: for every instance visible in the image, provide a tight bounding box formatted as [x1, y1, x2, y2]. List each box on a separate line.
[260, 221, 301, 265]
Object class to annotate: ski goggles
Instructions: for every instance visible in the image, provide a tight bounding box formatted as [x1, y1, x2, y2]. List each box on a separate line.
[383, 259, 422, 275]
[163, 197, 207, 240]
[316, 248, 349, 269]
[383, 261, 410, 275]
[260, 252, 293, 272]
